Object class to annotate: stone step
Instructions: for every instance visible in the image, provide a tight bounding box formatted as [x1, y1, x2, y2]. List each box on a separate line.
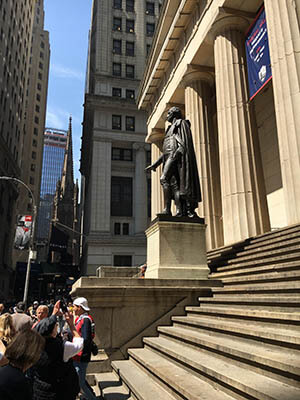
[236, 236, 300, 257]
[186, 305, 300, 322]
[172, 315, 300, 345]
[94, 372, 130, 400]
[127, 347, 236, 400]
[112, 359, 177, 400]
[220, 270, 300, 286]
[249, 224, 300, 245]
[210, 260, 300, 279]
[156, 325, 300, 384]
[213, 252, 300, 273]
[198, 296, 300, 306]
[197, 301, 300, 312]
[212, 282, 300, 295]
[137, 337, 300, 400]
[227, 245, 300, 265]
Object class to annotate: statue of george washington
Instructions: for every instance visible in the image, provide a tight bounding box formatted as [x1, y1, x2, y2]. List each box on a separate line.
[146, 106, 201, 218]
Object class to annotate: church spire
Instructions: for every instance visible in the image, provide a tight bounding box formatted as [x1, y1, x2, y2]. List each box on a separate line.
[60, 115, 74, 198]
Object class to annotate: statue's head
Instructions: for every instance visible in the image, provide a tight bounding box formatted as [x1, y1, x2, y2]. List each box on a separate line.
[166, 106, 182, 122]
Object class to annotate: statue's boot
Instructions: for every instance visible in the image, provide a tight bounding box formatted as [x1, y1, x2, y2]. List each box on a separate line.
[161, 185, 172, 215]
[174, 191, 183, 217]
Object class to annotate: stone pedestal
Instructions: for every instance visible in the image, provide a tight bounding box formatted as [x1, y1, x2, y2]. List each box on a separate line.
[145, 215, 209, 279]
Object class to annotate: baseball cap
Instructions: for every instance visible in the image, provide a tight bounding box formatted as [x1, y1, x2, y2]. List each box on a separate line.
[73, 297, 90, 311]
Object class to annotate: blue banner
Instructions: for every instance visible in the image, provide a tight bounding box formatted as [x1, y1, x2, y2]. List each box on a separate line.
[245, 7, 272, 100]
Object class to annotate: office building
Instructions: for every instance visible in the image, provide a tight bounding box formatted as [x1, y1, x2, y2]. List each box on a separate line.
[81, 0, 164, 274]
[0, 0, 36, 297]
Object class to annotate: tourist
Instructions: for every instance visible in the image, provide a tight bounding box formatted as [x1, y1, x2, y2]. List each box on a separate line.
[32, 300, 83, 400]
[11, 301, 32, 332]
[0, 329, 45, 400]
[73, 297, 98, 400]
[32, 305, 49, 329]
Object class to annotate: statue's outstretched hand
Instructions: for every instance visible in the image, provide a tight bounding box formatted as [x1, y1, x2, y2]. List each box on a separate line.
[145, 165, 156, 172]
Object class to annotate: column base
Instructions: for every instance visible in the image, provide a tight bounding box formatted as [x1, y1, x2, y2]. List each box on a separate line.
[145, 215, 209, 279]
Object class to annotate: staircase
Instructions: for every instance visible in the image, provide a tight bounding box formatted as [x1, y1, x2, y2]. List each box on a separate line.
[93, 224, 300, 400]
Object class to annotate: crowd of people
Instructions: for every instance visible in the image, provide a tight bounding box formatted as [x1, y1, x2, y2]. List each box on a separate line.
[0, 297, 100, 400]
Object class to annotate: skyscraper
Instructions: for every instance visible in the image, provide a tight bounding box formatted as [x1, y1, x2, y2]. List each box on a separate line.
[80, 0, 164, 274]
[0, 0, 36, 296]
[37, 128, 68, 242]
[12, 0, 50, 266]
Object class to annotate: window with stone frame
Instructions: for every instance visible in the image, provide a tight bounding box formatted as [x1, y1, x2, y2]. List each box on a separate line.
[113, 0, 122, 9]
[146, 22, 155, 36]
[126, 89, 135, 100]
[113, 17, 122, 31]
[126, 41, 134, 56]
[113, 39, 122, 54]
[113, 255, 132, 266]
[146, 2, 155, 15]
[126, 64, 134, 79]
[111, 177, 133, 217]
[126, 0, 134, 12]
[126, 116, 135, 131]
[112, 147, 133, 161]
[126, 19, 134, 33]
[114, 222, 121, 235]
[112, 114, 122, 130]
[112, 62, 121, 76]
[112, 87, 122, 97]
[123, 223, 129, 235]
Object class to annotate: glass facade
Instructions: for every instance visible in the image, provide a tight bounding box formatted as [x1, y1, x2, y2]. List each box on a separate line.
[37, 128, 67, 239]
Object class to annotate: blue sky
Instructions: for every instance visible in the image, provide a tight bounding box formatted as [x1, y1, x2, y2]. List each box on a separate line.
[44, 0, 92, 182]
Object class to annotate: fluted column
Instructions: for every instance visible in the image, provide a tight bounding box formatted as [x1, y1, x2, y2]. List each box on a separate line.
[133, 143, 148, 233]
[183, 66, 223, 249]
[213, 16, 270, 244]
[264, 0, 300, 224]
[148, 129, 164, 219]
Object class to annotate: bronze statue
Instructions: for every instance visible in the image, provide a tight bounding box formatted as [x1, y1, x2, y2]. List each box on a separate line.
[146, 106, 201, 217]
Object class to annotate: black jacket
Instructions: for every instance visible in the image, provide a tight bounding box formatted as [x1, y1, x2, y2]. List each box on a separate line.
[0, 364, 32, 400]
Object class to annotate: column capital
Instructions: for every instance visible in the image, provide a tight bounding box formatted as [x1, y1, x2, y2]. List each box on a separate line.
[209, 15, 249, 42]
[133, 142, 147, 151]
[182, 64, 215, 88]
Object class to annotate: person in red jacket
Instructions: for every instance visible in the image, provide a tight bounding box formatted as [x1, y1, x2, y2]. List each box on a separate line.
[73, 297, 98, 400]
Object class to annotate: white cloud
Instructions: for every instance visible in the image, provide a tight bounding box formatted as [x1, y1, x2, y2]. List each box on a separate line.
[50, 63, 85, 80]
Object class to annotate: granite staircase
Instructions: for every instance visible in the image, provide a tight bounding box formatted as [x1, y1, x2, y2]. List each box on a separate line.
[93, 224, 300, 400]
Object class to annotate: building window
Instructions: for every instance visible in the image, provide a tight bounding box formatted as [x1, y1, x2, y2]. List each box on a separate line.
[114, 222, 121, 235]
[30, 163, 35, 171]
[126, 41, 134, 56]
[126, 64, 134, 79]
[41, 41, 45, 48]
[36, 93, 41, 101]
[112, 87, 122, 97]
[34, 116, 39, 124]
[146, 23, 155, 36]
[111, 177, 133, 216]
[112, 115, 122, 130]
[38, 72, 42, 80]
[113, 0, 122, 9]
[35, 104, 40, 112]
[113, 17, 122, 31]
[146, 44, 151, 56]
[112, 148, 133, 161]
[29, 176, 34, 185]
[126, 0, 134, 12]
[146, 2, 155, 15]
[114, 255, 132, 266]
[113, 39, 122, 54]
[37, 83, 41, 90]
[34, 127, 38, 136]
[32, 151, 36, 159]
[123, 223, 129, 235]
[112, 62, 121, 76]
[32, 139, 37, 147]
[126, 19, 134, 33]
[126, 89, 135, 100]
[126, 116, 135, 131]
[39, 61, 43, 69]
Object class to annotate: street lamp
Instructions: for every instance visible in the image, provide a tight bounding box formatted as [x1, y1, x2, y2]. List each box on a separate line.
[0, 176, 37, 305]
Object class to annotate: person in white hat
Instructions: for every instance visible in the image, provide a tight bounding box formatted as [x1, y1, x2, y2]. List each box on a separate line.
[72, 297, 97, 400]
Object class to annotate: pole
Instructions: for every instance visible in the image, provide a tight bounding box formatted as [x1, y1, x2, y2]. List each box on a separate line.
[0, 177, 36, 305]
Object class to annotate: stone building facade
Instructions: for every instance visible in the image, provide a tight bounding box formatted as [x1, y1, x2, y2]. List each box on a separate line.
[0, 0, 37, 297]
[13, 0, 50, 266]
[81, 0, 164, 274]
[138, 0, 300, 250]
